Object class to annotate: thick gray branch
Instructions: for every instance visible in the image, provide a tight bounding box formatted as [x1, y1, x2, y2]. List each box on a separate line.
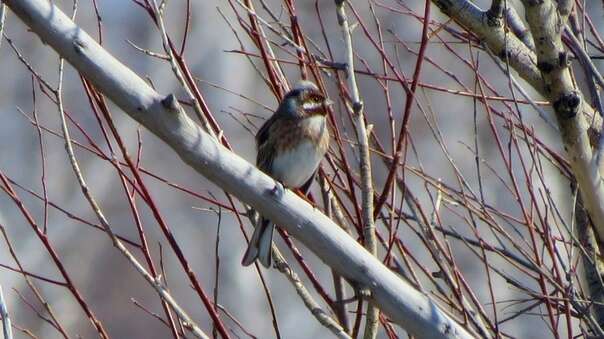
[3, 0, 475, 338]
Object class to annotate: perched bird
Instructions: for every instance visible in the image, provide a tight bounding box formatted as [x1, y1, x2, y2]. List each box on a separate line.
[242, 80, 331, 267]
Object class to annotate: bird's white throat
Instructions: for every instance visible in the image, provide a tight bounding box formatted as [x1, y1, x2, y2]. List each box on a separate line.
[303, 115, 326, 132]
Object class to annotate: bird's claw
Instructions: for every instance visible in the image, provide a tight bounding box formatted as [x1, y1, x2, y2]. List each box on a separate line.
[270, 181, 285, 198]
[349, 280, 372, 299]
[357, 288, 372, 299]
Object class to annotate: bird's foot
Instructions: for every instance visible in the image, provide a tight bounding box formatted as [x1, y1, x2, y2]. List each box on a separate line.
[356, 288, 372, 299]
[270, 181, 285, 198]
[349, 280, 372, 299]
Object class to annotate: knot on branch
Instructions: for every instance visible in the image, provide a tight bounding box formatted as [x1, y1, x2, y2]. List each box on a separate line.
[273, 259, 290, 274]
[498, 48, 512, 60]
[352, 101, 363, 114]
[486, 15, 503, 27]
[553, 91, 581, 119]
[537, 52, 570, 77]
[73, 38, 87, 55]
[485, 7, 503, 27]
[537, 61, 555, 74]
[557, 3, 572, 18]
[432, 270, 445, 279]
[161, 94, 181, 113]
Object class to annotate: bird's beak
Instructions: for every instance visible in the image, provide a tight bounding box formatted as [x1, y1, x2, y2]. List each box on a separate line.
[324, 99, 334, 107]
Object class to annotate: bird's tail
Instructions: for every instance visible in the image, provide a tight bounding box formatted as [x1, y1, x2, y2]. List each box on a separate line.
[241, 217, 274, 267]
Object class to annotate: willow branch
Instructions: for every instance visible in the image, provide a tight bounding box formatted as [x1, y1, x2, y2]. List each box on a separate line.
[334, 1, 379, 338]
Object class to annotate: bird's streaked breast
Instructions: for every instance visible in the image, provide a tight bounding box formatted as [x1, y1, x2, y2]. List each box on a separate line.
[270, 116, 328, 188]
[272, 139, 325, 188]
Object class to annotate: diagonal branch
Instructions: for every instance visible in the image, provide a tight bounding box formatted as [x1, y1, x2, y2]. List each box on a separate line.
[2, 0, 476, 338]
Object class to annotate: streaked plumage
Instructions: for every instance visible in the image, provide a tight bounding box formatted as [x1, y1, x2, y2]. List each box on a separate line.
[242, 81, 330, 267]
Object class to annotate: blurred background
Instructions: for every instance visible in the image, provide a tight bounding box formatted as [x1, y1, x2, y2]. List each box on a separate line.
[1, 0, 601, 338]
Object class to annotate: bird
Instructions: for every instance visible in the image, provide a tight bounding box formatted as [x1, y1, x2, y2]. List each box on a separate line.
[241, 80, 331, 267]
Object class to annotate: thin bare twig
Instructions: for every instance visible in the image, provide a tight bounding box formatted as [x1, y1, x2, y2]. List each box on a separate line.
[334, 1, 379, 338]
[53, 40, 211, 339]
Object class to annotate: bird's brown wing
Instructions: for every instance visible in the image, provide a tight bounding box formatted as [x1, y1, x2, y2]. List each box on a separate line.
[298, 129, 328, 193]
[255, 115, 278, 173]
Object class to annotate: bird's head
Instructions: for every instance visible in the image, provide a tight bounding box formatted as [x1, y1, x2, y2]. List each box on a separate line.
[278, 80, 332, 118]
